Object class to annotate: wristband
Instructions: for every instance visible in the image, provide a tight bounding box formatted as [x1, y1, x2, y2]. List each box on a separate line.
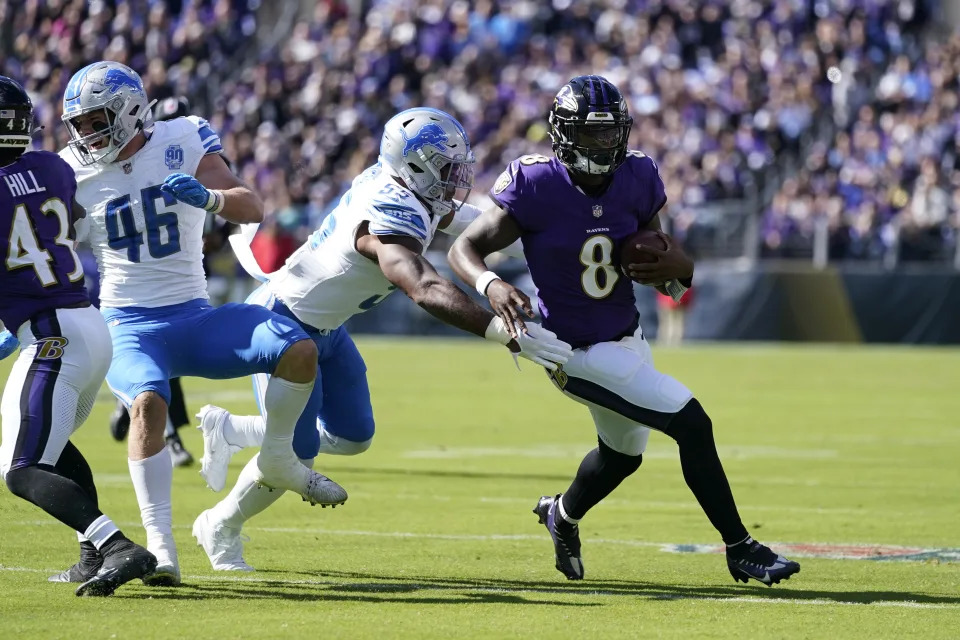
[475, 270, 501, 297]
[483, 316, 512, 346]
[204, 190, 225, 214]
[664, 278, 689, 302]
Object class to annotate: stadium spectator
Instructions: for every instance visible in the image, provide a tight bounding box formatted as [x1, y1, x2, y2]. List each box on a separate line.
[2, 0, 953, 263]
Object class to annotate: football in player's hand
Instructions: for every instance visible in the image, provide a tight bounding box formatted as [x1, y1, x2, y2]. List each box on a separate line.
[620, 229, 667, 269]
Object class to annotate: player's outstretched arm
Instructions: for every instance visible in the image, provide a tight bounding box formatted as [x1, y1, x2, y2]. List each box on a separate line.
[360, 229, 504, 337]
[448, 204, 536, 331]
[161, 154, 263, 224]
[357, 227, 572, 370]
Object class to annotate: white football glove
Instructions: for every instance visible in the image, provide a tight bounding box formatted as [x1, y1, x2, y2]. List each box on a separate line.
[511, 322, 574, 371]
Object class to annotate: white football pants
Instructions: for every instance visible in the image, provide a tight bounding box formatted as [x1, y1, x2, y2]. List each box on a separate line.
[0, 305, 111, 478]
[547, 324, 693, 456]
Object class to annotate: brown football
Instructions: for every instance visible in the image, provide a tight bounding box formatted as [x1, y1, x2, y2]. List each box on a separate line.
[620, 229, 667, 270]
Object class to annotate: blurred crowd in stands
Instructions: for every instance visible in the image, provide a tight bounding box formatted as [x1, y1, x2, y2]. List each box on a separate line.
[0, 0, 955, 264]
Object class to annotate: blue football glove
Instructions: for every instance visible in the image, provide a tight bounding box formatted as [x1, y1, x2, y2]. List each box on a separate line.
[161, 173, 217, 210]
[0, 330, 20, 360]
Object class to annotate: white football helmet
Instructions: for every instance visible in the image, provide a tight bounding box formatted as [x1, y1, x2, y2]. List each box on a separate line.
[61, 61, 151, 165]
[379, 108, 475, 216]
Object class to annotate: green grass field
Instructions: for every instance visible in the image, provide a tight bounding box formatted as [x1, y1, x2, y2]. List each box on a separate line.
[1, 339, 958, 639]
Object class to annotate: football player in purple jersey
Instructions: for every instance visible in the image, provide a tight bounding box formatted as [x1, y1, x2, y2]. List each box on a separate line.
[449, 75, 800, 586]
[0, 76, 156, 596]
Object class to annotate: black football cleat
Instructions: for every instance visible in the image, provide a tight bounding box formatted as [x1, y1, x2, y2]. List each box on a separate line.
[75, 537, 157, 597]
[166, 432, 195, 468]
[49, 541, 102, 583]
[109, 400, 130, 442]
[726, 537, 800, 586]
[533, 494, 584, 580]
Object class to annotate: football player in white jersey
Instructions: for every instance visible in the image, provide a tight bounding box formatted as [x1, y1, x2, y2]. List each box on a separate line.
[190, 107, 573, 571]
[57, 61, 347, 586]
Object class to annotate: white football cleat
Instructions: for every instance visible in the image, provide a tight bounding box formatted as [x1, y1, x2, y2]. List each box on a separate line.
[143, 534, 181, 586]
[192, 509, 254, 572]
[196, 404, 240, 492]
[254, 451, 348, 507]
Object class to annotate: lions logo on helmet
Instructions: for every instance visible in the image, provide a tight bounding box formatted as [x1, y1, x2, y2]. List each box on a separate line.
[61, 61, 150, 166]
[548, 75, 633, 176]
[379, 108, 476, 217]
[401, 122, 449, 157]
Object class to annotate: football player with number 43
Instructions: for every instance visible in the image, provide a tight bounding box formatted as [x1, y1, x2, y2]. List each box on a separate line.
[57, 61, 348, 587]
[449, 75, 801, 586]
[0, 76, 156, 597]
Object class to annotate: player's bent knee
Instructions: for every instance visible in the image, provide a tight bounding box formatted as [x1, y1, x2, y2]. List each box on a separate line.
[598, 440, 643, 478]
[130, 391, 168, 435]
[333, 436, 373, 456]
[318, 427, 374, 456]
[4, 465, 34, 500]
[275, 339, 318, 383]
[662, 398, 713, 446]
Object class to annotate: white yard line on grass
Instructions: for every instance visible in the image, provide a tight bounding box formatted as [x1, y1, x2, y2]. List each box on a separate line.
[13, 519, 959, 559]
[401, 445, 841, 461]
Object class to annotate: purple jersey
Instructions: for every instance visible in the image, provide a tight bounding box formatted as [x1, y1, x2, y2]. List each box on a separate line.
[0, 151, 88, 332]
[491, 153, 666, 347]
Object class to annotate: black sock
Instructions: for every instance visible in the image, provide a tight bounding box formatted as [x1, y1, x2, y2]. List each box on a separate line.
[55, 441, 98, 505]
[168, 377, 189, 430]
[663, 399, 749, 545]
[561, 440, 643, 520]
[77, 540, 101, 567]
[4, 460, 103, 535]
[99, 531, 131, 555]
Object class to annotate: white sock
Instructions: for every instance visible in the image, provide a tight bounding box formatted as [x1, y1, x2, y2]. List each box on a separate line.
[83, 515, 120, 550]
[211, 455, 315, 529]
[164, 413, 175, 439]
[128, 448, 174, 542]
[260, 377, 313, 457]
[77, 531, 89, 543]
[223, 414, 266, 449]
[557, 494, 580, 524]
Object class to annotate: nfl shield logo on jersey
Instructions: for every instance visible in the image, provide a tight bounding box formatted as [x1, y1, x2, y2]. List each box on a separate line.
[165, 144, 184, 170]
[592, 204, 603, 218]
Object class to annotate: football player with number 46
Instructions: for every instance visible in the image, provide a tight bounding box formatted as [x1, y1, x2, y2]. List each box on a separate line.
[56, 61, 348, 587]
[449, 75, 801, 586]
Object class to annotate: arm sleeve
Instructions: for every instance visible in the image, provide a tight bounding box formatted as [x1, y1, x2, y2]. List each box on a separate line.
[185, 115, 224, 155]
[366, 200, 431, 243]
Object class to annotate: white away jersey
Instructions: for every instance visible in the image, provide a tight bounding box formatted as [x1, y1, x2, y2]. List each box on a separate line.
[61, 116, 223, 308]
[267, 163, 439, 331]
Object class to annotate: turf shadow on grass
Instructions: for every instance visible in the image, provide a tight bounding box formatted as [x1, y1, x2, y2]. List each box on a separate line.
[114, 580, 600, 606]
[112, 571, 960, 607]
